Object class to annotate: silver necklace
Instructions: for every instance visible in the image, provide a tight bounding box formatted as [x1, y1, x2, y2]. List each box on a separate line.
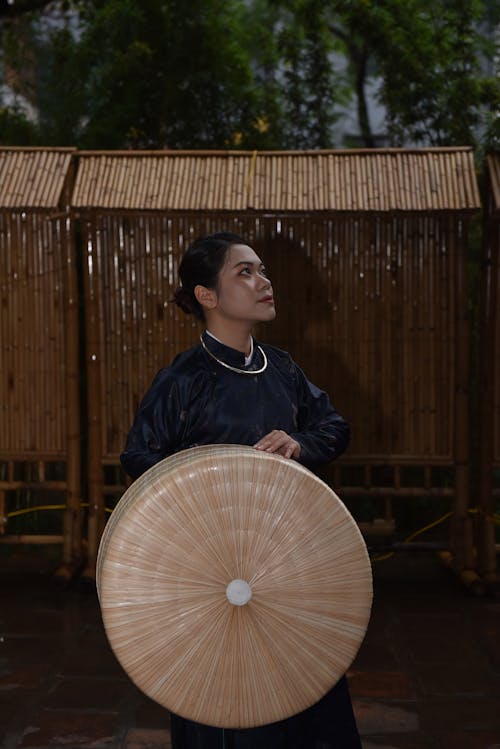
[200, 335, 268, 375]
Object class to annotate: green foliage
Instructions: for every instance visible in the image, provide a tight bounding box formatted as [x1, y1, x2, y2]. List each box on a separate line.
[278, 0, 347, 148]
[35, 25, 85, 144]
[0, 104, 38, 144]
[228, 0, 286, 148]
[77, 0, 165, 147]
[376, 0, 494, 146]
[331, 0, 500, 148]
[0, 2, 84, 146]
[74, 0, 285, 149]
[0, 0, 498, 154]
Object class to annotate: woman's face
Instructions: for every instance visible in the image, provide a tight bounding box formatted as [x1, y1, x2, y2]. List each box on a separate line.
[213, 244, 276, 324]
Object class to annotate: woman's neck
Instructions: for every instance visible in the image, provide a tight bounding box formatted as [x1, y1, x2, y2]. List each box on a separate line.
[205, 323, 253, 355]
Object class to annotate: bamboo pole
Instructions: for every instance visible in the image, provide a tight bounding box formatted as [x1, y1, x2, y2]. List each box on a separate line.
[63, 202, 83, 573]
[477, 199, 498, 585]
[12, 215, 22, 454]
[0, 490, 6, 534]
[1, 534, 64, 544]
[451, 217, 474, 574]
[30, 213, 41, 458]
[82, 214, 105, 580]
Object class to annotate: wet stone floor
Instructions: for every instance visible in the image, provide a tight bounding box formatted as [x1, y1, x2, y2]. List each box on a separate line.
[0, 552, 499, 749]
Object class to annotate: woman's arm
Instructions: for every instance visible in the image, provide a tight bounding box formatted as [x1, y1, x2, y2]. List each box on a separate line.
[290, 365, 350, 468]
[253, 355, 349, 468]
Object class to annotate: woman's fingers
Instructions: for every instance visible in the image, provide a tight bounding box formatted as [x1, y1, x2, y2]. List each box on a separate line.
[253, 430, 301, 460]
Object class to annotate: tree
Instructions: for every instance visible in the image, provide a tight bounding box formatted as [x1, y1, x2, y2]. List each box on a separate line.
[0, 1, 83, 145]
[0, 0, 498, 152]
[0, 0, 288, 149]
[329, 0, 500, 148]
[371, 0, 498, 146]
[0, 103, 38, 143]
[263, 0, 351, 149]
[277, 0, 499, 149]
[35, 24, 84, 144]
[72, 0, 291, 149]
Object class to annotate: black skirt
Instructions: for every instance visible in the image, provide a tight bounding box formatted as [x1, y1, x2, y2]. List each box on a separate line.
[170, 676, 361, 749]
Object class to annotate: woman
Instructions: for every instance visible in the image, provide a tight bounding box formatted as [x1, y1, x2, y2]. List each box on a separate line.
[121, 232, 361, 749]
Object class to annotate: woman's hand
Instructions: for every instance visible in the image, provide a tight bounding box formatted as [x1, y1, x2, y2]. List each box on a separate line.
[253, 430, 301, 460]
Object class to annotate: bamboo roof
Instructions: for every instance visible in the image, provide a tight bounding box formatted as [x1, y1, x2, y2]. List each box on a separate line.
[71, 148, 480, 213]
[487, 153, 500, 213]
[0, 147, 75, 209]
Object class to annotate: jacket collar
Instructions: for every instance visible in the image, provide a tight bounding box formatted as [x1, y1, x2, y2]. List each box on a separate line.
[201, 330, 261, 370]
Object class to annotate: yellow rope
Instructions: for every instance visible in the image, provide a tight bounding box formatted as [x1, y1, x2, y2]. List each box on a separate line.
[6, 503, 114, 518]
[7, 504, 69, 519]
[371, 508, 500, 562]
[371, 513, 452, 562]
[5, 504, 500, 541]
[405, 511, 453, 542]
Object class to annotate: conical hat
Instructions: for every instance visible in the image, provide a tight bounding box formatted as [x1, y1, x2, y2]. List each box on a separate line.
[97, 445, 372, 729]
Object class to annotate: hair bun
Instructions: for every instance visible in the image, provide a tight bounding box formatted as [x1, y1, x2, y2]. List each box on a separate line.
[173, 286, 196, 315]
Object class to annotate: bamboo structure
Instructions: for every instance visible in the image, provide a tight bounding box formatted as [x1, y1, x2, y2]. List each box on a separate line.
[0, 147, 82, 577]
[477, 154, 500, 587]
[71, 148, 481, 580]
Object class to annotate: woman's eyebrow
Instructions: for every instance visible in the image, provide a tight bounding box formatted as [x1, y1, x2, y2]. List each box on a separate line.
[232, 260, 261, 269]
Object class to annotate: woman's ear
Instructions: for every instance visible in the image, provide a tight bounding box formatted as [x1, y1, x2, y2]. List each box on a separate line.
[194, 284, 217, 311]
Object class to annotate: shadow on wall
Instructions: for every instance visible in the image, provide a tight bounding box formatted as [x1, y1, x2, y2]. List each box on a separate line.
[252, 231, 392, 462]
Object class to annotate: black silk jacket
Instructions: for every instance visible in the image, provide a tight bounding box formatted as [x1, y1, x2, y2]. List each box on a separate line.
[121, 333, 350, 480]
[120, 334, 361, 748]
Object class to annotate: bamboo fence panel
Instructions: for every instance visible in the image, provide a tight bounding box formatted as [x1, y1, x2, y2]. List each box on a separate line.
[72, 148, 480, 577]
[257, 214, 460, 460]
[0, 148, 81, 571]
[255, 213, 473, 563]
[0, 215, 68, 454]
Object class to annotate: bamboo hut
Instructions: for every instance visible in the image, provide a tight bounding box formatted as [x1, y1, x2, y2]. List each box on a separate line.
[70, 148, 481, 580]
[477, 154, 500, 586]
[0, 147, 81, 577]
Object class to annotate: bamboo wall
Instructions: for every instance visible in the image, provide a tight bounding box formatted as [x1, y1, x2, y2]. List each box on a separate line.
[78, 212, 467, 463]
[2, 146, 492, 584]
[0, 211, 69, 456]
[77, 209, 475, 572]
[0, 149, 81, 571]
[68, 147, 481, 578]
[256, 215, 463, 462]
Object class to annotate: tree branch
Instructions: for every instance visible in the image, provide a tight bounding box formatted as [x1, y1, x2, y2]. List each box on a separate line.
[329, 22, 375, 147]
[328, 23, 349, 46]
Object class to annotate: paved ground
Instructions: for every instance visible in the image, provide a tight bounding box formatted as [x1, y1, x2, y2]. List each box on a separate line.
[1, 551, 499, 749]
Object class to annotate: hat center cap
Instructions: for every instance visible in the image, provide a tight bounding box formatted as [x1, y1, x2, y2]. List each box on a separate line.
[226, 579, 252, 606]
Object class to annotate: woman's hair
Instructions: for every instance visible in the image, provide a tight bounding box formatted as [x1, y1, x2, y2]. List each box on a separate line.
[173, 232, 247, 320]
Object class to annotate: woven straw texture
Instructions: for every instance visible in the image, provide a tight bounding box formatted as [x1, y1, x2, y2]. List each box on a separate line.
[73, 148, 479, 212]
[97, 445, 372, 728]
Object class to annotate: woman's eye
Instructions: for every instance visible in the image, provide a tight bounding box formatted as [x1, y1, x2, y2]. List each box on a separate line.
[239, 267, 251, 275]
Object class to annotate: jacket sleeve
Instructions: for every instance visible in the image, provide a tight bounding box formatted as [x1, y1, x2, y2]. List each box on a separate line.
[289, 364, 350, 469]
[120, 368, 182, 480]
